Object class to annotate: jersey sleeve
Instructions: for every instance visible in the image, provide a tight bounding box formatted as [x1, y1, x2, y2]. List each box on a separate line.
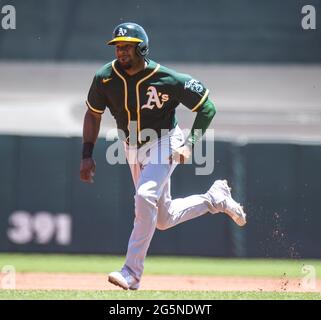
[86, 75, 108, 114]
[173, 73, 210, 112]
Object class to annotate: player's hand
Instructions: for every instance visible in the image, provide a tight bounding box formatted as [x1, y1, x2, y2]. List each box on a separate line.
[169, 145, 192, 164]
[80, 158, 96, 183]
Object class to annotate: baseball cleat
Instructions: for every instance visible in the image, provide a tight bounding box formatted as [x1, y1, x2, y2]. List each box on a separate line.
[207, 179, 247, 227]
[108, 269, 140, 290]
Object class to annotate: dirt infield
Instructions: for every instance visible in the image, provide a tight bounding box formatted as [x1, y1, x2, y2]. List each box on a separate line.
[9, 273, 321, 292]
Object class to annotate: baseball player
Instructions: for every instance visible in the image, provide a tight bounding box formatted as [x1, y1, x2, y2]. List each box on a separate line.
[80, 22, 246, 290]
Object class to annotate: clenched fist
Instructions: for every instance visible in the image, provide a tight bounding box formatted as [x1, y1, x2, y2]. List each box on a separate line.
[80, 158, 96, 183]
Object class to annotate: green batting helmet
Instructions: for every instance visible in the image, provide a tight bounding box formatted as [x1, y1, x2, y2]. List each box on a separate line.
[107, 22, 149, 57]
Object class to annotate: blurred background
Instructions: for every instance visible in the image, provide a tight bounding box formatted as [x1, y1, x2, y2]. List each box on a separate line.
[0, 0, 320, 258]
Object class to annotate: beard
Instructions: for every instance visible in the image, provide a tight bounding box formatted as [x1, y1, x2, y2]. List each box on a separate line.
[120, 62, 132, 70]
[118, 57, 133, 70]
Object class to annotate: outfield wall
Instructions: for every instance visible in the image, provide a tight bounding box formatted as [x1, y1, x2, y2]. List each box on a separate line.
[0, 135, 320, 258]
[1, 0, 320, 62]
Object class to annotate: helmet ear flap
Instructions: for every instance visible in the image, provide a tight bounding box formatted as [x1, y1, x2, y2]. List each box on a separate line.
[136, 42, 149, 57]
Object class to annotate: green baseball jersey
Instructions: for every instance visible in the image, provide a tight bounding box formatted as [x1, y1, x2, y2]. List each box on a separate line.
[86, 59, 209, 143]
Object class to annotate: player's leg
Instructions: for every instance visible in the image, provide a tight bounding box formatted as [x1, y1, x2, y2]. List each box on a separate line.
[108, 138, 174, 290]
[108, 143, 143, 290]
[156, 177, 246, 230]
[156, 179, 213, 230]
[116, 127, 185, 287]
[124, 143, 141, 189]
[121, 161, 173, 287]
[155, 125, 246, 229]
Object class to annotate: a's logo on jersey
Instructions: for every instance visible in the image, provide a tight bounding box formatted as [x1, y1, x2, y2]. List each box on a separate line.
[184, 79, 204, 93]
[117, 27, 127, 36]
[141, 86, 169, 110]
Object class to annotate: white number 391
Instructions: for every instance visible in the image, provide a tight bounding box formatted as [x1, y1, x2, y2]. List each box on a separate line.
[7, 211, 72, 245]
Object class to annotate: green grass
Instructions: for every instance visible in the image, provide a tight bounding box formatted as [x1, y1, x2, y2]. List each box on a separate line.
[0, 290, 321, 300]
[0, 253, 320, 278]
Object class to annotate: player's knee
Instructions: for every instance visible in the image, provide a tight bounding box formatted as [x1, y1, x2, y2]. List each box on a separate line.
[156, 220, 170, 231]
[156, 212, 172, 230]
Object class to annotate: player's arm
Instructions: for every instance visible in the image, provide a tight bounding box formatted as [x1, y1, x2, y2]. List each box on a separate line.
[80, 73, 107, 183]
[83, 109, 102, 146]
[169, 73, 216, 163]
[80, 109, 102, 183]
[171, 98, 216, 164]
[186, 98, 216, 148]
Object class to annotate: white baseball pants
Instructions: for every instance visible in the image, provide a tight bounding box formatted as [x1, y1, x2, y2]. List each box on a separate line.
[123, 126, 215, 281]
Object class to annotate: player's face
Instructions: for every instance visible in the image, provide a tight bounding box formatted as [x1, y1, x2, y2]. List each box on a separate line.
[115, 42, 140, 70]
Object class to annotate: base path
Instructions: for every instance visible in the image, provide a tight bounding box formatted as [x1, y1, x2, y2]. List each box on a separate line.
[8, 273, 321, 292]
